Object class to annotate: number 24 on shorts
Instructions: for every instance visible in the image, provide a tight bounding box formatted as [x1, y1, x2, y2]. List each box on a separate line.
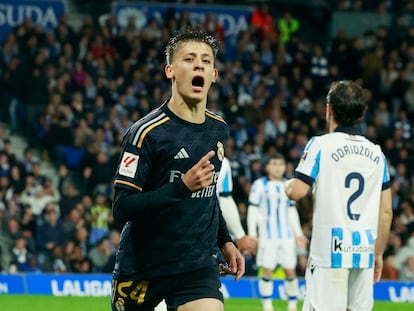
[112, 279, 149, 305]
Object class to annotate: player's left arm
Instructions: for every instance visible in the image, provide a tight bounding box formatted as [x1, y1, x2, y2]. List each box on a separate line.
[374, 187, 392, 283]
[219, 241, 245, 281]
[374, 154, 393, 283]
[288, 204, 309, 249]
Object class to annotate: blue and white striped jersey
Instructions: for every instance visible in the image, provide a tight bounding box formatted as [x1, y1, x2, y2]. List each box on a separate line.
[295, 128, 391, 269]
[216, 157, 233, 195]
[248, 177, 295, 242]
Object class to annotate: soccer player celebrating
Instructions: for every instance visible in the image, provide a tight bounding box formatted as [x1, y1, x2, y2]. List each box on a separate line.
[247, 153, 306, 311]
[285, 80, 393, 311]
[111, 27, 245, 311]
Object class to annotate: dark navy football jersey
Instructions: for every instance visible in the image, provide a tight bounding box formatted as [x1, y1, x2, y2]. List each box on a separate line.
[112, 102, 229, 278]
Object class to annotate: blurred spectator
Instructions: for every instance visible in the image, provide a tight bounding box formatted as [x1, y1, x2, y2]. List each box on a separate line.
[19, 173, 43, 217]
[1, 139, 18, 168]
[399, 200, 414, 226]
[83, 150, 115, 196]
[399, 255, 414, 282]
[35, 203, 65, 269]
[88, 236, 111, 272]
[51, 245, 67, 273]
[69, 243, 93, 273]
[5, 217, 22, 244]
[309, 44, 329, 94]
[58, 167, 83, 219]
[382, 255, 399, 280]
[360, 45, 385, 90]
[85, 193, 111, 246]
[10, 237, 41, 273]
[74, 224, 90, 258]
[278, 10, 300, 43]
[394, 235, 414, 272]
[250, 3, 278, 42]
[0, 202, 12, 271]
[62, 204, 85, 240]
[203, 12, 225, 43]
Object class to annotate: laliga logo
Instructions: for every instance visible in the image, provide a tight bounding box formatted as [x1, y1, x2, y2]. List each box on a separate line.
[117, 8, 146, 30]
[388, 285, 414, 302]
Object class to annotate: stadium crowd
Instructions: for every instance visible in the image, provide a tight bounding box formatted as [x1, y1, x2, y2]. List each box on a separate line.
[0, 1, 414, 282]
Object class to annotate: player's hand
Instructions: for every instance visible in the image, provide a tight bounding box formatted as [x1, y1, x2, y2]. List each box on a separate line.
[219, 242, 245, 281]
[374, 255, 383, 283]
[182, 151, 215, 192]
[236, 236, 258, 255]
[296, 235, 309, 250]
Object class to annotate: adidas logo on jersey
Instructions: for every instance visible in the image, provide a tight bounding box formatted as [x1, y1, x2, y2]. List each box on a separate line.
[174, 148, 189, 159]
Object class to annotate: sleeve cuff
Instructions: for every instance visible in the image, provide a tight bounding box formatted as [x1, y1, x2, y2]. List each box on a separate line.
[173, 178, 192, 198]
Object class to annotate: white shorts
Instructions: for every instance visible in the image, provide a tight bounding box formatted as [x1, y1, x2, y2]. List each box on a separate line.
[257, 239, 297, 270]
[302, 258, 374, 311]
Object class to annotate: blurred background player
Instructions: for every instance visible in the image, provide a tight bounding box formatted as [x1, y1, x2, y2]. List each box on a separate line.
[217, 156, 257, 254]
[247, 153, 307, 311]
[285, 80, 393, 311]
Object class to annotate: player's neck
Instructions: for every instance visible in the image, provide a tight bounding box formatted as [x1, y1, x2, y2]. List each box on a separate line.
[329, 121, 339, 133]
[268, 176, 282, 182]
[168, 96, 206, 124]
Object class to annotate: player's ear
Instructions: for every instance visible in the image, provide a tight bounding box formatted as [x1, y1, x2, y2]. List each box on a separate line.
[326, 103, 332, 115]
[212, 68, 218, 83]
[165, 64, 174, 79]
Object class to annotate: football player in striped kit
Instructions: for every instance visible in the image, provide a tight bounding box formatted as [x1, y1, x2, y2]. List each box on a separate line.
[110, 27, 244, 311]
[247, 153, 307, 311]
[285, 80, 392, 311]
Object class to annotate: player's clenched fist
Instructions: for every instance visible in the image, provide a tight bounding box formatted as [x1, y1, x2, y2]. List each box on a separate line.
[182, 151, 215, 192]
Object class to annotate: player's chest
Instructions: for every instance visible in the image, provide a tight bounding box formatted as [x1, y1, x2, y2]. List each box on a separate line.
[153, 126, 226, 172]
[260, 185, 288, 204]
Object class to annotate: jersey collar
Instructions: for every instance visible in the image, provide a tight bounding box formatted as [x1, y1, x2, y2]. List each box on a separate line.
[333, 125, 362, 135]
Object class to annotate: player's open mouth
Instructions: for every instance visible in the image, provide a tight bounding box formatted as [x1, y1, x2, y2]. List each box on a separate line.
[192, 76, 204, 91]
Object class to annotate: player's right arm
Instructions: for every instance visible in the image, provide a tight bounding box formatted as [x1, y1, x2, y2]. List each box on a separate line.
[284, 178, 310, 201]
[285, 137, 319, 201]
[112, 151, 215, 223]
[247, 179, 262, 238]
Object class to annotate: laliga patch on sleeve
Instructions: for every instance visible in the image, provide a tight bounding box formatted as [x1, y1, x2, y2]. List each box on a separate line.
[119, 152, 139, 178]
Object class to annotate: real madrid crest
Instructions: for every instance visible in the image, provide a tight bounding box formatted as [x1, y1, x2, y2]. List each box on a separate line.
[115, 297, 125, 311]
[217, 141, 224, 161]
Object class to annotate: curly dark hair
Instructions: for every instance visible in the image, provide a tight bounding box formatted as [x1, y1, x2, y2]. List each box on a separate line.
[326, 80, 367, 126]
[164, 26, 220, 65]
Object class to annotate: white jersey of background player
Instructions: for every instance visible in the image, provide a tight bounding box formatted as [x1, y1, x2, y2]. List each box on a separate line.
[247, 153, 307, 311]
[217, 156, 257, 254]
[285, 81, 392, 311]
